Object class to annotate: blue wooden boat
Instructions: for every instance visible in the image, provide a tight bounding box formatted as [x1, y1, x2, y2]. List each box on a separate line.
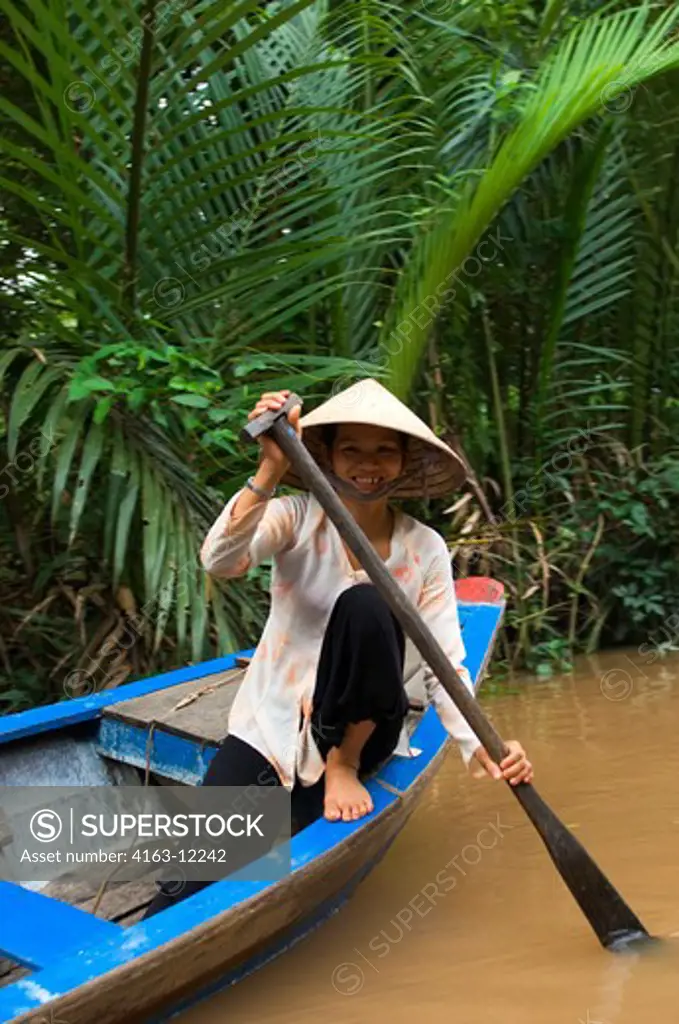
[0, 578, 505, 1024]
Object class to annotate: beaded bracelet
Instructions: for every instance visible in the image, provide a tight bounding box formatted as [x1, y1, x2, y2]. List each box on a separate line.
[246, 475, 277, 500]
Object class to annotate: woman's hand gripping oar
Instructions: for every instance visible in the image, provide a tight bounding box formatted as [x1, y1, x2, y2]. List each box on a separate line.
[241, 393, 654, 953]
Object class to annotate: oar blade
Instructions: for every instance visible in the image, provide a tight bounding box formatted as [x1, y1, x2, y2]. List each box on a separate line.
[514, 784, 652, 951]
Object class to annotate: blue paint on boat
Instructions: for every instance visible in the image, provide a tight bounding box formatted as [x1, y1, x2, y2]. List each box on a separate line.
[0, 883, 123, 970]
[96, 716, 219, 786]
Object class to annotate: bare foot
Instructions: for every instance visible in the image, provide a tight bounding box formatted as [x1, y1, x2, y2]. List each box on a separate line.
[324, 749, 374, 822]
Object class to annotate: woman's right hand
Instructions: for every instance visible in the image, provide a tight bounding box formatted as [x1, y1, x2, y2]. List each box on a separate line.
[247, 390, 302, 477]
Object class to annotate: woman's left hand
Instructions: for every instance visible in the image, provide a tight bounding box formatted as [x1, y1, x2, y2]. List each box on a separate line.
[471, 740, 533, 786]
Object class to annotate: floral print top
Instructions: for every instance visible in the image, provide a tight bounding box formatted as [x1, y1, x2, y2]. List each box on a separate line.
[200, 489, 481, 790]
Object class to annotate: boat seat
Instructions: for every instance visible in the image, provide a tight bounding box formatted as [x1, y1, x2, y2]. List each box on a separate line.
[0, 881, 122, 969]
[96, 665, 248, 784]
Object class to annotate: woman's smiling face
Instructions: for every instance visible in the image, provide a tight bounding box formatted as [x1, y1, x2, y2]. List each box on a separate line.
[329, 423, 405, 495]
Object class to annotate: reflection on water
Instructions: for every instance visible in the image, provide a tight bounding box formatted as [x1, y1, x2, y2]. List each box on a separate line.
[178, 649, 679, 1024]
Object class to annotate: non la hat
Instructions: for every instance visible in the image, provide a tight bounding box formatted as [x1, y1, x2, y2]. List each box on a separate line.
[279, 378, 467, 499]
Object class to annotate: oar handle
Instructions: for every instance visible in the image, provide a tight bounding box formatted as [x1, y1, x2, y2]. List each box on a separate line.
[240, 392, 303, 444]
[244, 407, 509, 766]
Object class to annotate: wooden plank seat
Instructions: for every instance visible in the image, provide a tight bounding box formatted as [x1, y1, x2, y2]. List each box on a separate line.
[97, 666, 248, 785]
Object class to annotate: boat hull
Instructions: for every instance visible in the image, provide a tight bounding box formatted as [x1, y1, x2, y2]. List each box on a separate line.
[0, 578, 505, 1024]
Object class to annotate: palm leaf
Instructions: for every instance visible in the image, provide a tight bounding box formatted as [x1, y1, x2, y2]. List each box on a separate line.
[50, 403, 89, 525]
[533, 124, 637, 459]
[7, 360, 61, 460]
[382, 4, 679, 398]
[68, 418, 105, 543]
[112, 443, 140, 589]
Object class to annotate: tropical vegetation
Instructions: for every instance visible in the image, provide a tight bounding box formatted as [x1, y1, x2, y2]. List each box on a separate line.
[2, 0, 679, 709]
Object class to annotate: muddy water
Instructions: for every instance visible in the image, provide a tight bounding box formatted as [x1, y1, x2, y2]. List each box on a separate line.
[179, 649, 679, 1024]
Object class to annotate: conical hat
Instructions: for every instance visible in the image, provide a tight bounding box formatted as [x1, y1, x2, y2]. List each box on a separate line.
[280, 378, 467, 499]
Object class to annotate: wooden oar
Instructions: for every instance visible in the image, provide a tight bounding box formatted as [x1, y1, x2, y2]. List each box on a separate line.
[241, 394, 653, 952]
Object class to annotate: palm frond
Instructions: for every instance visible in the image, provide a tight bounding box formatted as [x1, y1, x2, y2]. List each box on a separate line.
[382, 4, 679, 399]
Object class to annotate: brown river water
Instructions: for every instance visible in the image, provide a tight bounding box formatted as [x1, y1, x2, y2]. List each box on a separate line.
[178, 648, 679, 1024]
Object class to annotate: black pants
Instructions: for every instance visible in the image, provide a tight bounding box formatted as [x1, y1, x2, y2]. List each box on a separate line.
[143, 583, 407, 917]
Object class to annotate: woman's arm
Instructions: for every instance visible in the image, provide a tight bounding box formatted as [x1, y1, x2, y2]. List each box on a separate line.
[202, 389, 303, 579]
[201, 483, 304, 579]
[417, 535, 481, 765]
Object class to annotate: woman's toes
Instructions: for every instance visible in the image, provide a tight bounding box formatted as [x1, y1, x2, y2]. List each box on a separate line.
[324, 800, 340, 821]
[325, 798, 373, 822]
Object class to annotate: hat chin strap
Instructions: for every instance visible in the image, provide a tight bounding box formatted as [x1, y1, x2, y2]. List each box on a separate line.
[322, 468, 405, 504]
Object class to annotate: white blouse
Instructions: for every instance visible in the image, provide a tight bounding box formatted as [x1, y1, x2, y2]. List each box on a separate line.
[200, 488, 481, 790]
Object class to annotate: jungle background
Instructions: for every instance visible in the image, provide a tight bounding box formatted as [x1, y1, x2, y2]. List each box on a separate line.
[2, 0, 679, 711]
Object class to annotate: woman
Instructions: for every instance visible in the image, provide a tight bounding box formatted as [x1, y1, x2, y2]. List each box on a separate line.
[144, 378, 532, 916]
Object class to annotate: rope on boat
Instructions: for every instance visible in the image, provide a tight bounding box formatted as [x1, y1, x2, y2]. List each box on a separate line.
[91, 724, 158, 916]
[144, 721, 157, 786]
[373, 778, 405, 797]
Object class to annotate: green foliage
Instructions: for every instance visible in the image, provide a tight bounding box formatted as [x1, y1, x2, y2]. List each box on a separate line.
[584, 452, 679, 638]
[1, 0, 679, 706]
